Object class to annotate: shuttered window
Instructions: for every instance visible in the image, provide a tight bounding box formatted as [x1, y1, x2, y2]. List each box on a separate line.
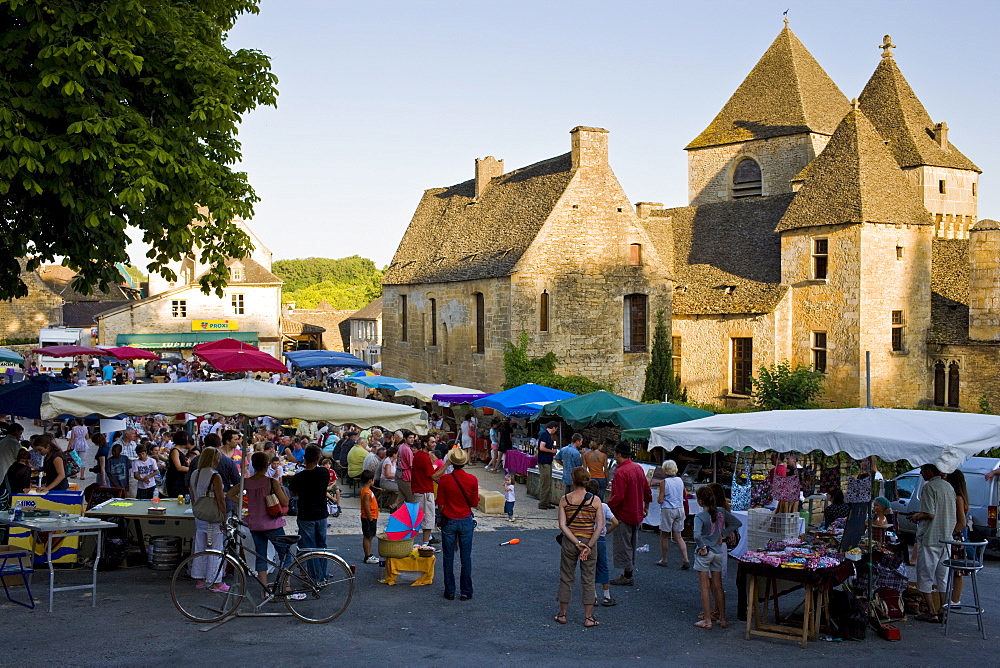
[732, 337, 753, 395]
[623, 294, 648, 353]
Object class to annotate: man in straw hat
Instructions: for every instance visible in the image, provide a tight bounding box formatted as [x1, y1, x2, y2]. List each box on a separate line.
[437, 447, 480, 601]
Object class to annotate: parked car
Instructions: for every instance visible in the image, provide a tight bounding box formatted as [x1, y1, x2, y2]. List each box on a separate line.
[889, 457, 1000, 553]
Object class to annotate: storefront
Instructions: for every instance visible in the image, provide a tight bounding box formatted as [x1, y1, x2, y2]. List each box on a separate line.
[115, 331, 260, 358]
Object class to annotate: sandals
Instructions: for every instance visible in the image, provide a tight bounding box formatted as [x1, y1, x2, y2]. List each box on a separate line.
[693, 619, 712, 630]
[584, 616, 601, 628]
[553, 613, 567, 625]
[915, 612, 942, 623]
[697, 611, 721, 621]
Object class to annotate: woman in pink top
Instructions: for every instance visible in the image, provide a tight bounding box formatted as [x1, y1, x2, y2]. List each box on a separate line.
[245, 451, 292, 587]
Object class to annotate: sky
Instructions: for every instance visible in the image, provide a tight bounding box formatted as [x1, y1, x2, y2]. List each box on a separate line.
[140, 0, 1000, 268]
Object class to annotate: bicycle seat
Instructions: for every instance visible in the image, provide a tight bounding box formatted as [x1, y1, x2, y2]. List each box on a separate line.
[272, 535, 301, 546]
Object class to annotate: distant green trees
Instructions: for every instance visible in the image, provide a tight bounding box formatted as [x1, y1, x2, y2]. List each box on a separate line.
[273, 256, 383, 309]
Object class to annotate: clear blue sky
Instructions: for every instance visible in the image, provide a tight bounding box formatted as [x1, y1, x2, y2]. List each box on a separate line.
[165, 0, 1000, 267]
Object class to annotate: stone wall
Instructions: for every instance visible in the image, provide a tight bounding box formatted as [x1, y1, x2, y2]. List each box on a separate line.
[904, 166, 979, 239]
[969, 226, 1000, 341]
[927, 342, 1000, 412]
[0, 269, 63, 342]
[687, 133, 832, 206]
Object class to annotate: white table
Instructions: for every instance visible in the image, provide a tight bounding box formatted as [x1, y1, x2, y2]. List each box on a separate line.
[0, 513, 117, 612]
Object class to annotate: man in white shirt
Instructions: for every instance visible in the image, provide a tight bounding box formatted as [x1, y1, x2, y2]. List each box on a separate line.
[269, 372, 281, 384]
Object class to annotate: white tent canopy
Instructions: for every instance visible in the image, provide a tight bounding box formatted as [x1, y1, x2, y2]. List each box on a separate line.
[393, 383, 486, 403]
[41, 378, 427, 433]
[648, 407, 1000, 473]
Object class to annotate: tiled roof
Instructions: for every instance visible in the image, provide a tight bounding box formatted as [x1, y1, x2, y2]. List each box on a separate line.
[929, 239, 969, 345]
[282, 319, 326, 335]
[350, 296, 382, 321]
[63, 301, 131, 327]
[686, 26, 850, 150]
[650, 194, 794, 314]
[775, 109, 932, 233]
[858, 56, 979, 172]
[226, 258, 282, 285]
[37, 264, 133, 300]
[383, 153, 574, 285]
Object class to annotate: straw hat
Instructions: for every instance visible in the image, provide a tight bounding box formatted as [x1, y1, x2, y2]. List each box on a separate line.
[448, 448, 469, 467]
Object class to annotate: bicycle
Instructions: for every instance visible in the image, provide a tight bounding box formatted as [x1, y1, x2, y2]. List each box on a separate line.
[170, 516, 355, 624]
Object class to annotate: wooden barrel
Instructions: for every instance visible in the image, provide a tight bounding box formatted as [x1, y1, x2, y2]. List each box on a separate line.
[149, 536, 182, 570]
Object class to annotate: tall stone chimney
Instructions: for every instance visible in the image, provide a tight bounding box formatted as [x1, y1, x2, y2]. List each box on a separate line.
[934, 122, 949, 150]
[570, 126, 609, 170]
[475, 156, 504, 199]
[968, 219, 1000, 341]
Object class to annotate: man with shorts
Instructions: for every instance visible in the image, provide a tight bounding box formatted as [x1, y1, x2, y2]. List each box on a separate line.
[608, 441, 652, 586]
[411, 435, 438, 545]
[397, 430, 415, 503]
[908, 463, 957, 622]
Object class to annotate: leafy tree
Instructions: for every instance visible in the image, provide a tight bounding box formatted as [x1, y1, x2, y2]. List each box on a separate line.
[750, 361, 825, 410]
[0, 0, 278, 299]
[502, 332, 612, 393]
[642, 309, 682, 402]
[283, 280, 379, 310]
[272, 256, 383, 293]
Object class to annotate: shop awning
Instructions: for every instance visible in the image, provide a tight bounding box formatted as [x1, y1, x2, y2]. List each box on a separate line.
[115, 332, 259, 349]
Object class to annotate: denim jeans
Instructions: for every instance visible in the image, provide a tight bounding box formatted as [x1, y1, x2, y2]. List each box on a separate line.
[251, 527, 291, 575]
[442, 515, 475, 598]
[297, 518, 328, 580]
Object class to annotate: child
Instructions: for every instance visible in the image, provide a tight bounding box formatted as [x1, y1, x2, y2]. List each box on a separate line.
[131, 444, 159, 500]
[588, 480, 619, 607]
[321, 457, 341, 517]
[359, 470, 379, 564]
[692, 485, 742, 630]
[267, 455, 284, 480]
[503, 474, 516, 521]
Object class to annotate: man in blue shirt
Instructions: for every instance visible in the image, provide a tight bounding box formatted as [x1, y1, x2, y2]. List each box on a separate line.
[555, 432, 584, 495]
[102, 362, 114, 383]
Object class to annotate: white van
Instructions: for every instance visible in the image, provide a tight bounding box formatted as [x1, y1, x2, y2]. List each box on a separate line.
[36, 327, 86, 372]
[890, 457, 1000, 552]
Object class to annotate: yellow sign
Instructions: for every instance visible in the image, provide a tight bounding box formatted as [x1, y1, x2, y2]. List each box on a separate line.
[191, 320, 239, 332]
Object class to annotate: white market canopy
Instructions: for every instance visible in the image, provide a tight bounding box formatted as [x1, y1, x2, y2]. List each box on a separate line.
[41, 378, 427, 434]
[393, 383, 486, 403]
[648, 407, 1000, 474]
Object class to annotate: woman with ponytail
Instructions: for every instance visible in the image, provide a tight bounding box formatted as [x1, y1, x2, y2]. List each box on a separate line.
[692, 485, 741, 630]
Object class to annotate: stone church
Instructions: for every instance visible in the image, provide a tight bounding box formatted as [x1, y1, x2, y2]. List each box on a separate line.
[384, 23, 996, 411]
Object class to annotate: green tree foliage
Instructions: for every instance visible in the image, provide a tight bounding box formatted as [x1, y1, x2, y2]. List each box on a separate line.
[0, 0, 278, 299]
[750, 361, 825, 410]
[642, 309, 682, 402]
[273, 256, 383, 310]
[502, 332, 612, 394]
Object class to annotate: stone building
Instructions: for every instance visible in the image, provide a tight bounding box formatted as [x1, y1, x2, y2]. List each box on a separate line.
[384, 24, 997, 410]
[282, 301, 354, 352]
[382, 127, 672, 398]
[347, 297, 382, 365]
[96, 218, 285, 358]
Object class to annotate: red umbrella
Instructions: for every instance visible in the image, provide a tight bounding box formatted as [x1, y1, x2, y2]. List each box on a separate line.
[194, 348, 287, 373]
[31, 345, 104, 357]
[104, 346, 159, 361]
[192, 337, 259, 353]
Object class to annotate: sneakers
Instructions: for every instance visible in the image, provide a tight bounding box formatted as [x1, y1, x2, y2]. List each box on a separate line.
[609, 575, 634, 586]
[210, 583, 231, 593]
[428, 537, 440, 545]
[507, 515, 515, 521]
[601, 597, 617, 607]
[364, 555, 380, 565]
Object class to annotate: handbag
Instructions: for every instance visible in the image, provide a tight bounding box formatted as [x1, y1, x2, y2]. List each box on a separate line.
[846, 474, 872, 504]
[192, 470, 226, 523]
[63, 452, 81, 479]
[770, 469, 800, 503]
[730, 452, 751, 512]
[556, 493, 593, 545]
[264, 478, 288, 518]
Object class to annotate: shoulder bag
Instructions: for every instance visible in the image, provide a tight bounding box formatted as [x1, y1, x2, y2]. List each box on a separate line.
[192, 469, 226, 524]
[556, 493, 594, 545]
[265, 478, 288, 518]
[730, 452, 752, 512]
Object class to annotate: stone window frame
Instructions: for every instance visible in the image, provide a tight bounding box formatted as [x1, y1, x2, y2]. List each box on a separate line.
[539, 291, 549, 333]
[623, 294, 648, 353]
[400, 294, 408, 342]
[731, 157, 762, 199]
[811, 331, 827, 374]
[231, 293, 245, 316]
[473, 293, 486, 354]
[629, 243, 643, 267]
[891, 310, 905, 352]
[731, 336, 753, 396]
[938, 179, 947, 195]
[429, 297, 438, 347]
[932, 358, 961, 408]
[170, 300, 187, 318]
[671, 335, 682, 383]
[812, 238, 829, 281]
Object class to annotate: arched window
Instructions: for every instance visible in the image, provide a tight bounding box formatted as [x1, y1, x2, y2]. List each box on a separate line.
[732, 158, 762, 198]
[947, 361, 960, 408]
[474, 292, 485, 354]
[933, 361, 945, 406]
[539, 291, 549, 332]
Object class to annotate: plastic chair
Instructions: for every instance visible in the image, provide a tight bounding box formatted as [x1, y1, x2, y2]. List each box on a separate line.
[0, 548, 35, 609]
[941, 538, 988, 639]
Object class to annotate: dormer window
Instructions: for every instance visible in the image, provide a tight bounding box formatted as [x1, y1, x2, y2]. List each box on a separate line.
[732, 158, 762, 198]
[230, 265, 244, 282]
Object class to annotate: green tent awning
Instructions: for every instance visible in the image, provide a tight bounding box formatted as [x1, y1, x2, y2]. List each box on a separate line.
[116, 332, 259, 349]
[594, 402, 714, 440]
[536, 390, 642, 429]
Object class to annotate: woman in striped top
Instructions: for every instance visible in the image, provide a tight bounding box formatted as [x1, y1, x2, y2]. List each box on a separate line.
[555, 466, 605, 628]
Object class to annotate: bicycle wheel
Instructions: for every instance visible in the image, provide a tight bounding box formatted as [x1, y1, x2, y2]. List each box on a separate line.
[281, 551, 354, 623]
[170, 550, 247, 623]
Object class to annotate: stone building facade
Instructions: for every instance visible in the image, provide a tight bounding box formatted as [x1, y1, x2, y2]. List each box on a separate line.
[383, 127, 672, 398]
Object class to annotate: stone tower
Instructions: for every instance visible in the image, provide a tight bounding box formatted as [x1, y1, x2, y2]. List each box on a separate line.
[968, 219, 1000, 341]
[685, 22, 850, 206]
[859, 35, 981, 239]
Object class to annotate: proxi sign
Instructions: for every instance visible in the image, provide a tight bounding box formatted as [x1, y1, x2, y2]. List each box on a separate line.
[191, 320, 239, 332]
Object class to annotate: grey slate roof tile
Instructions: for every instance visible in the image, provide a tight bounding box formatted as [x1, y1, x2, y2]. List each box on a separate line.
[929, 238, 969, 344]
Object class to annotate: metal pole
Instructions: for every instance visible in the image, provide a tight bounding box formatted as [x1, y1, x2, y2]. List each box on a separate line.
[865, 351, 872, 408]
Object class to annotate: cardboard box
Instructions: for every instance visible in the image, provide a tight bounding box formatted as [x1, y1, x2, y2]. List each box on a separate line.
[0, 545, 33, 588]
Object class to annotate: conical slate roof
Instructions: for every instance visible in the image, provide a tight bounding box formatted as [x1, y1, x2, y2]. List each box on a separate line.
[775, 108, 932, 233]
[686, 25, 850, 150]
[859, 53, 979, 172]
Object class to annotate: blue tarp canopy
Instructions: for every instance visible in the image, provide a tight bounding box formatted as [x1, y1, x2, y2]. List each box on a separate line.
[283, 350, 372, 369]
[343, 375, 412, 390]
[0, 376, 79, 419]
[472, 383, 576, 417]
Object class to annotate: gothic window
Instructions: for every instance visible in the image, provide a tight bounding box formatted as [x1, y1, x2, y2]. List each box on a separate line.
[539, 292, 549, 332]
[812, 331, 827, 374]
[623, 294, 648, 353]
[891, 310, 905, 351]
[474, 293, 485, 354]
[429, 298, 437, 347]
[948, 361, 960, 408]
[732, 158, 762, 198]
[400, 295, 408, 342]
[812, 239, 829, 280]
[732, 337, 753, 395]
[933, 361, 946, 406]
